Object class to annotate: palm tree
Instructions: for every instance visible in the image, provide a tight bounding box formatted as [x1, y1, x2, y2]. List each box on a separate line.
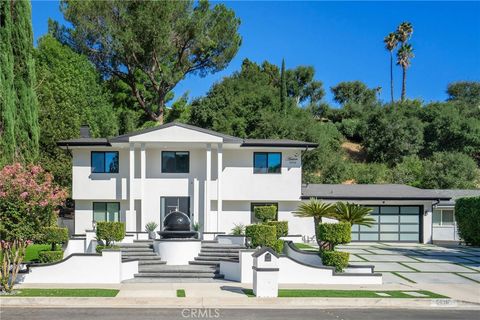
[294, 199, 336, 246]
[395, 22, 414, 101]
[396, 22, 413, 43]
[384, 32, 398, 104]
[396, 43, 414, 101]
[334, 202, 375, 227]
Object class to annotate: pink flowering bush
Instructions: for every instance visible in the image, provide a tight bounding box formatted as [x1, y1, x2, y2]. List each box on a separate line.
[0, 163, 68, 241]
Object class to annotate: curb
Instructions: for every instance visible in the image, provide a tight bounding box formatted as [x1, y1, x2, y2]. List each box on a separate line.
[1, 297, 479, 310]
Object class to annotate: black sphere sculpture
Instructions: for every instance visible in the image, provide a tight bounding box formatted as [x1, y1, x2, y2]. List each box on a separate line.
[158, 211, 199, 239]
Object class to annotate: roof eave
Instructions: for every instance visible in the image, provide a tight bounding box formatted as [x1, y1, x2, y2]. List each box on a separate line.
[241, 142, 318, 148]
[300, 196, 451, 201]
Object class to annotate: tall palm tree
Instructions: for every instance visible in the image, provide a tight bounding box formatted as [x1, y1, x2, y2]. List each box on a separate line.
[334, 202, 375, 227]
[395, 22, 414, 101]
[396, 43, 414, 101]
[384, 32, 398, 104]
[294, 199, 336, 246]
[396, 22, 413, 43]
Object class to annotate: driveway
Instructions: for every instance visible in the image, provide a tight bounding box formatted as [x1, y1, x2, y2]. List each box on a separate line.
[336, 243, 480, 285]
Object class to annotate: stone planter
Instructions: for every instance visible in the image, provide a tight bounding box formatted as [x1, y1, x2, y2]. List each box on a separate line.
[148, 231, 156, 240]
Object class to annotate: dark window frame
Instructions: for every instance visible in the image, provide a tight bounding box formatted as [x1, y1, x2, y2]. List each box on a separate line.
[91, 151, 119, 173]
[253, 152, 282, 174]
[92, 202, 120, 222]
[161, 151, 190, 173]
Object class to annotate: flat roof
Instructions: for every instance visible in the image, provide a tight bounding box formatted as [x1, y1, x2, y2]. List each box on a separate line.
[301, 184, 450, 201]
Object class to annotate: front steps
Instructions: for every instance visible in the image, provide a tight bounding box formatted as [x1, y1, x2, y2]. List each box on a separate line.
[123, 240, 245, 282]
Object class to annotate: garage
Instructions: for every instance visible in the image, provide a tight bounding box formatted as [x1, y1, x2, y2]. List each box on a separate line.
[351, 206, 422, 242]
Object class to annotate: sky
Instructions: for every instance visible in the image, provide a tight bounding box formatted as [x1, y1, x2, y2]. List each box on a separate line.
[31, 1, 480, 106]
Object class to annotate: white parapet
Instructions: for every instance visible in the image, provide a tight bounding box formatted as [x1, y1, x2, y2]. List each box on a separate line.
[154, 239, 201, 265]
[19, 250, 138, 284]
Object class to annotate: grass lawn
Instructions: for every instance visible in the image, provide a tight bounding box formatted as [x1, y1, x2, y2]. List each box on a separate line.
[293, 243, 317, 251]
[2, 288, 119, 297]
[24, 244, 52, 262]
[242, 289, 448, 298]
[176, 289, 186, 297]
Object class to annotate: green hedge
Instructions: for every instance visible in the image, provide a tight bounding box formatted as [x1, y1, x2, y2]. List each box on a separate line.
[321, 251, 350, 272]
[265, 221, 288, 238]
[254, 206, 277, 222]
[317, 223, 351, 248]
[455, 197, 480, 246]
[95, 245, 120, 253]
[41, 227, 69, 251]
[38, 251, 64, 263]
[245, 224, 277, 249]
[96, 222, 125, 246]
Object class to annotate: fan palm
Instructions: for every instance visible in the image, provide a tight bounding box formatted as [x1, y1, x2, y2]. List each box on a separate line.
[294, 199, 336, 246]
[334, 202, 375, 227]
[396, 22, 413, 43]
[384, 32, 398, 104]
[396, 43, 414, 101]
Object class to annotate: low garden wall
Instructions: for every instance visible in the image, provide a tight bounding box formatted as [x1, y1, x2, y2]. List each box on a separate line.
[220, 245, 381, 285]
[18, 250, 138, 284]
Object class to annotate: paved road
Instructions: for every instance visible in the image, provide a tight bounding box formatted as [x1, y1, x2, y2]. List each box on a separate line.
[0, 308, 475, 320]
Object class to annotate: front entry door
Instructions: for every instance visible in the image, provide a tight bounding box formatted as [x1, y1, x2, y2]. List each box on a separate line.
[160, 197, 190, 229]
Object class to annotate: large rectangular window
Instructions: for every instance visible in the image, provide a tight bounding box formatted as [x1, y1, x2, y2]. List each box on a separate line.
[93, 202, 120, 222]
[162, 151, 189, 173]
[433, 209, 455, 226]
[91, 151, 119, 173]
[254, 152, 281, 174]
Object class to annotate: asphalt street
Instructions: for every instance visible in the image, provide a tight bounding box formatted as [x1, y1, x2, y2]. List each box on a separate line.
[0, 308, 475, 320]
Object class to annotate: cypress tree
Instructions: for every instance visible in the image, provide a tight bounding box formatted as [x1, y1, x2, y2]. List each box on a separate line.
[280, 58, 287, 114]
[0, 1, 16, 165]
[0, 0, 39, 165]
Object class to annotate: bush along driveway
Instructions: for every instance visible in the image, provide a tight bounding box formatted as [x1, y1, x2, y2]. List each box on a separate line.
[336, 243, 480, 284]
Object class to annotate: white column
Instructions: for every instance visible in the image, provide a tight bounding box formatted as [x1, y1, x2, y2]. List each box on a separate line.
[216, 143, 223, 233]
[140, 143, 146, 231]
[127, 143, 136, 232]
[205, 144, 211, 232]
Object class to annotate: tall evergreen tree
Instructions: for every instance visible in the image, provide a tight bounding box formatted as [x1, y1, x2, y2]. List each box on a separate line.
[280, 59, 287, 114]
[0, 0, 39, 165]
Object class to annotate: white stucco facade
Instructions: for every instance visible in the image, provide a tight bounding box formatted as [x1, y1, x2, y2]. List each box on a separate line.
[62, 123, 447, 243]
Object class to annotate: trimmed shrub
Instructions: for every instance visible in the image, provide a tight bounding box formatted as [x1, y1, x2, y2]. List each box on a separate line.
[265, 221, 288, 238]
[455, 197, 480, 246]
[321, 251, 350, 272]
[254, 206, 277, 222]
[96, 222, 125, 246]
[317, 223, 351, 249]
[245, 224, 277, 249]
[38, 251, 64, 263]
[274, 239, 284, 254]
[41, 226, 69, 251]
[95, 245, 120, 253]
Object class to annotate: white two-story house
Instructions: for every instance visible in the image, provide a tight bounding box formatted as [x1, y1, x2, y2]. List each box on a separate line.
[58, 122, 318, 237]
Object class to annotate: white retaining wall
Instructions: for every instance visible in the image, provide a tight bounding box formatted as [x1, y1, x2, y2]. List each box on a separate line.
[19, 250, 138, 284]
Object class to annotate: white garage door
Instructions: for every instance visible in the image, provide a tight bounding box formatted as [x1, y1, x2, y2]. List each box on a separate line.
[351, 206, 421, 242]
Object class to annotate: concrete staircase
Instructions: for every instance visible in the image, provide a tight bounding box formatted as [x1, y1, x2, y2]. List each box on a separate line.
[123, 240, 245, 282]
[119, 240, 166, 266]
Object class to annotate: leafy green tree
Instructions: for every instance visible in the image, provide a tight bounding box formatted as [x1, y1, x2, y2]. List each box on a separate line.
[421, 152, 479, 189]
[384, 32, 398, 104]
[447, 81, 480, 106]
[286, 66, 324, 107]
[421, 102, 480, 159]
[331, 81, 379, 106]
[363, 108, 424, 165]
[35, 35, 118, 187]
[349, 163, 391, 184]
[391, 155, 424, 187]
[0, 0, 39, 165]
[60, 0, 241, 124]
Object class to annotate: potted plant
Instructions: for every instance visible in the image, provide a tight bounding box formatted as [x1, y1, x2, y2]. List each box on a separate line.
[145, 221, 158, 240]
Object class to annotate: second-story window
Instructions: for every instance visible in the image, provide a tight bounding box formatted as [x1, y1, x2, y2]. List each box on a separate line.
[254, 152, 281, 174]
[162, 151, 189, 173]
[91, 151, 119, 173]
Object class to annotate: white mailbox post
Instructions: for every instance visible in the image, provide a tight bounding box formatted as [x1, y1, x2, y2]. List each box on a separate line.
[252, 247, 279, 298]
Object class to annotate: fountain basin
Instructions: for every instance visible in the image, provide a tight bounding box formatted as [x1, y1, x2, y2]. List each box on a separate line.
[153, 239, 202, 265]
